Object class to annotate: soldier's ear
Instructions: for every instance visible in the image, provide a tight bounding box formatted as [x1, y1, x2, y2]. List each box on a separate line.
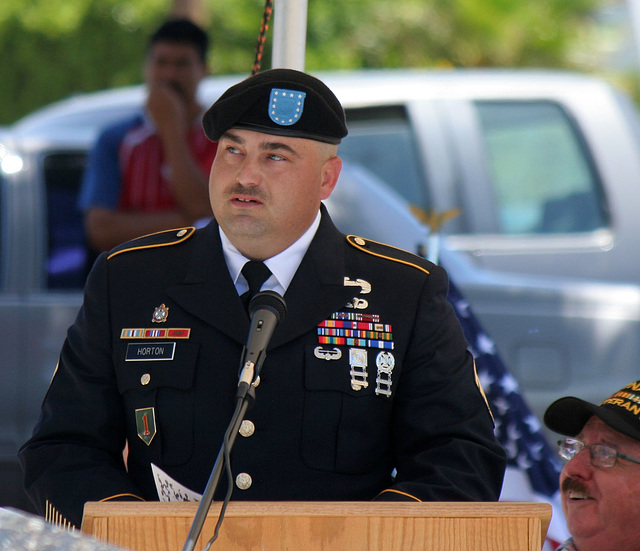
[320, 156, 342, 200]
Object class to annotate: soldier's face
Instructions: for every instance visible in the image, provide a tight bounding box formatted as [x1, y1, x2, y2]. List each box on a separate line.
[209, 128, 341, 260]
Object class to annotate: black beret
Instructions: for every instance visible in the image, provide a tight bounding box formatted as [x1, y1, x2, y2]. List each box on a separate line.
[202, 69, 348, 145]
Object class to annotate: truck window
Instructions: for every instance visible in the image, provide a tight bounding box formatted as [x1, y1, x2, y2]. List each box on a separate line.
[340, 106, 429, 211]
[44, 152, 90, 290]
[476, 101, 607, 235]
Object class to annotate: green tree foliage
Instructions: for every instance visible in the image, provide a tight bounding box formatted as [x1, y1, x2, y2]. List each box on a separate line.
[0, 0, 602, 124]
[305, 0, 601, 68]
[0, 0, 161, 124]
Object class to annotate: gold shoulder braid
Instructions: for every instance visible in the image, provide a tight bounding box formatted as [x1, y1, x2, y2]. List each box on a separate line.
[108, 226, 196, 260]
[346, 235, 431, 275]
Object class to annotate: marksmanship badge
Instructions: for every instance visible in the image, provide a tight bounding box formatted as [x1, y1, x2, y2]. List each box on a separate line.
[375, 351, 395, 398]
[349, 348, 369, 391]
[269, 88, 306, 126]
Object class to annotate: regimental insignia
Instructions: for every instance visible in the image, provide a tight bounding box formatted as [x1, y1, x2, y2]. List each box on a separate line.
[375, 351, 395, 398]
[314, 346, 342, 361]
[349, 348, 369, 391]
[135, 407, 156, 446]
[152, 304, 169, 323]
[269, 88, 306, 126]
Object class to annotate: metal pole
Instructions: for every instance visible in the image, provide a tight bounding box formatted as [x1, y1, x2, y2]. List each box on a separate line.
[271, 0, 308, 70]
[627, 0, 640, 86]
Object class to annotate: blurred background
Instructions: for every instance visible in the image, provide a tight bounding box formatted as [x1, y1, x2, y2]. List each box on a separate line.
[0, 0, 638, 125]
[3, 2, 640, 547]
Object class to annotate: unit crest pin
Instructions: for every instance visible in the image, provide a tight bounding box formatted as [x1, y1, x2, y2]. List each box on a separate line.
[152, 303, 169, 323]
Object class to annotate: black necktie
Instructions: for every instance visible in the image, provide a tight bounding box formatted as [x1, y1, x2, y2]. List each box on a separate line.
[240, 261, 272, 311]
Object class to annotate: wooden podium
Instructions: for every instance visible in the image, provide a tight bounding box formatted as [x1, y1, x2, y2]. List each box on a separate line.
[81, 501, 551, 551]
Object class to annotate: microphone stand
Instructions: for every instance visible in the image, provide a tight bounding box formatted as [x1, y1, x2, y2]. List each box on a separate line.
[181, 357, 261, 551]
[182, 291, 286, 551]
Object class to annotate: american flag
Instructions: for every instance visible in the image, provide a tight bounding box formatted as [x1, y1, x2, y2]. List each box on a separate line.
[447, 279, 569, 550]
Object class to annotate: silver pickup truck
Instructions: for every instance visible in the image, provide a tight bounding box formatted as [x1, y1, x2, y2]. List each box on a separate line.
[3, 68, 640, 510]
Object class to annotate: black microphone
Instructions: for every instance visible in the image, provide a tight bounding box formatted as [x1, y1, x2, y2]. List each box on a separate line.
[237, 290, 287, 391]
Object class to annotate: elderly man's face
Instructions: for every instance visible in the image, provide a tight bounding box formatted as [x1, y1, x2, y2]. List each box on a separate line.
[560, 416, 640, 551]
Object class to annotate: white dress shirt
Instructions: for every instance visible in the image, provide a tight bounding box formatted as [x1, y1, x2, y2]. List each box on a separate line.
[219, 210, 322, 297]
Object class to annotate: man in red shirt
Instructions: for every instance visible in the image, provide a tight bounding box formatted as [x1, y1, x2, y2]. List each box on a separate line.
[79, 19, 217, 252]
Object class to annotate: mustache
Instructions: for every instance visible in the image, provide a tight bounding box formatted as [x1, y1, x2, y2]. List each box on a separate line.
[562, 477, 588, 494]
[228, 184, 268, 201]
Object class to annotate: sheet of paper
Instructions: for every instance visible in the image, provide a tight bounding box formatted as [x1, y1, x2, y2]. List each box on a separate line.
[151, 463, 202, 502]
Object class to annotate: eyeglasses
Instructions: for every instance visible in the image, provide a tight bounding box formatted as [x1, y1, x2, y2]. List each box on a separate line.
[557, 437, 640, 468]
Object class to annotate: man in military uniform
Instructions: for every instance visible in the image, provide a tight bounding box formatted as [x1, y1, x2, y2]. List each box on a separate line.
[19, 69, 506, 528]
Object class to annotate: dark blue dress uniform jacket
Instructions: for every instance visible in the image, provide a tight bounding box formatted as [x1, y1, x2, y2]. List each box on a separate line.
[19, 207, 506, 527]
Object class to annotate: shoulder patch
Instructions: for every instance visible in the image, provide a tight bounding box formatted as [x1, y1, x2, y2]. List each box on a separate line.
[107, 227, 196, 260]
[346, 235, 431, 275]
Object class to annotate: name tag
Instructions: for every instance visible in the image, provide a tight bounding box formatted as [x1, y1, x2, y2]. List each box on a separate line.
[126, 342, 176, 361]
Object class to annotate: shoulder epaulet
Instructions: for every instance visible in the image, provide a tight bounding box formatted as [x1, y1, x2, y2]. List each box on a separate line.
[107, 227, 196, 260]
[346, 235, 431, 275]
